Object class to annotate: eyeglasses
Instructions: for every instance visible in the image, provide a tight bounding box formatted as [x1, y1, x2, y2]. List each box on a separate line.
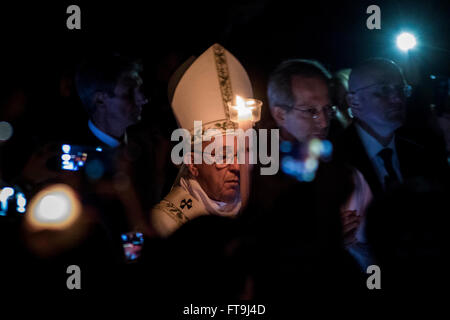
[196, 150, 239, 169]
[351, 83, 412, 98]
[291, 104, 336, 120]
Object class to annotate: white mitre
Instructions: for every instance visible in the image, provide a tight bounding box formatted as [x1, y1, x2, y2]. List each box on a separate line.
[168, 43, 254, 140]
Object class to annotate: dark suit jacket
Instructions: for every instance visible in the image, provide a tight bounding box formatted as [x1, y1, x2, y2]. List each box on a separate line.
[73, 122, 119, 149]
[245, 156, 356, 249]
[333, 124, 449, 197]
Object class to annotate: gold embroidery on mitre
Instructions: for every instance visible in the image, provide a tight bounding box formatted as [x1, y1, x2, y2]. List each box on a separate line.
[213, 44, 234, 119]
[190, 119, 237, 144]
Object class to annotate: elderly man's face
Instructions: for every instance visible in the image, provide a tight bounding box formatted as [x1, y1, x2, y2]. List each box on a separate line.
[350, 67, 407, 132]
[279, 76, 331, 143]
[188, 135, 240, 203]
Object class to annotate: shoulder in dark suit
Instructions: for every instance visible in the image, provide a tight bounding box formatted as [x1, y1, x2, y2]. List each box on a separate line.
[72, 122, 114, 150]
[333, 124, 449, 197]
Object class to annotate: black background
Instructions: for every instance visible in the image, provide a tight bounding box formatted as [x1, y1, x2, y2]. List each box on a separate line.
[0, 0, 449, 145]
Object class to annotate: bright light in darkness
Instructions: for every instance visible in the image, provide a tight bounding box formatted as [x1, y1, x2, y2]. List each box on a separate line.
[0, 187, 14, 203]
[26, 184, 81, 229]
[309, 139, 322, 157]
[396, 32, 417, 51]
[1, 187, 15, 211]
[0, 121, 13, 142]
[62, 144, 71, 153]
[16, 193, 26, 213]
[36, 193, 70, 221]
[305, 157, 318, 172]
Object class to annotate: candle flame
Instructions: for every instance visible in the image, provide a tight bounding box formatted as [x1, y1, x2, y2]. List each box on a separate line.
[236, 95, 245, 108]
[235, 95, 252, 121]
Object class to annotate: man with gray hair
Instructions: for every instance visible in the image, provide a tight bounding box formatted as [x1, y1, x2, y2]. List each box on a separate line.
[267, 59, 374, 269]
[335, 58, 447, 197]
[268, 59, 333, 143]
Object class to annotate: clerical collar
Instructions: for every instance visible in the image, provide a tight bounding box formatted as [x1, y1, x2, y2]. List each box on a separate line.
[179, 175, 241, 217]
[356, 124, 396, 160]
[88, 120, 123, 148]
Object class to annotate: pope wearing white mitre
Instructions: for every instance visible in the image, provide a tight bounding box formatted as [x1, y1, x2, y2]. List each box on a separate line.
[150, 44, 254, 237]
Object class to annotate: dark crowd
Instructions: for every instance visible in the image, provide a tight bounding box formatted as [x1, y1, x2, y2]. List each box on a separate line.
[0, 0, 449, 313]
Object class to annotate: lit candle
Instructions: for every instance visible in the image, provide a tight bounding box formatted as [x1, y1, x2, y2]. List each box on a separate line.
[235, 95, 253, 122]
[227, 96, 263, 211]
[228, 95, 262, 130]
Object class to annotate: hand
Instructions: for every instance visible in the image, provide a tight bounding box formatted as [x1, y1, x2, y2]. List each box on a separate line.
[20, 142, 83, 190]
[21, 142, 59, 185]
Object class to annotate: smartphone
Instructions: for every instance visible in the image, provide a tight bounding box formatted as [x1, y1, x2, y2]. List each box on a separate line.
[121, 232, 144, 262]
[60, 144, 103, 171]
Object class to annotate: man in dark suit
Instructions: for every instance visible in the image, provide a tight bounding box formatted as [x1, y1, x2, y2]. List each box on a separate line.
[74, 54, 148, 150]
[73, 54, 154, 237]
[7, 55, 153, 296]
[19, 55, 149, 183]
[264, 59, 374, 269]
[335, 58, 448, 197]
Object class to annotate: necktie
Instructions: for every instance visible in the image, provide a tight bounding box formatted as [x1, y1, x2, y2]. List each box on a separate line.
[378, 148, 399, 188]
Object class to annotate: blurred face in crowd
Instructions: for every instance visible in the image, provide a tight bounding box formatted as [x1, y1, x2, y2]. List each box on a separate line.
[273, 75, 331, 143]
[348, 64, 407, 135]
[94, 71, 148, 137]
[106, 71, 148, 127]
[188, 135, 240, 203]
